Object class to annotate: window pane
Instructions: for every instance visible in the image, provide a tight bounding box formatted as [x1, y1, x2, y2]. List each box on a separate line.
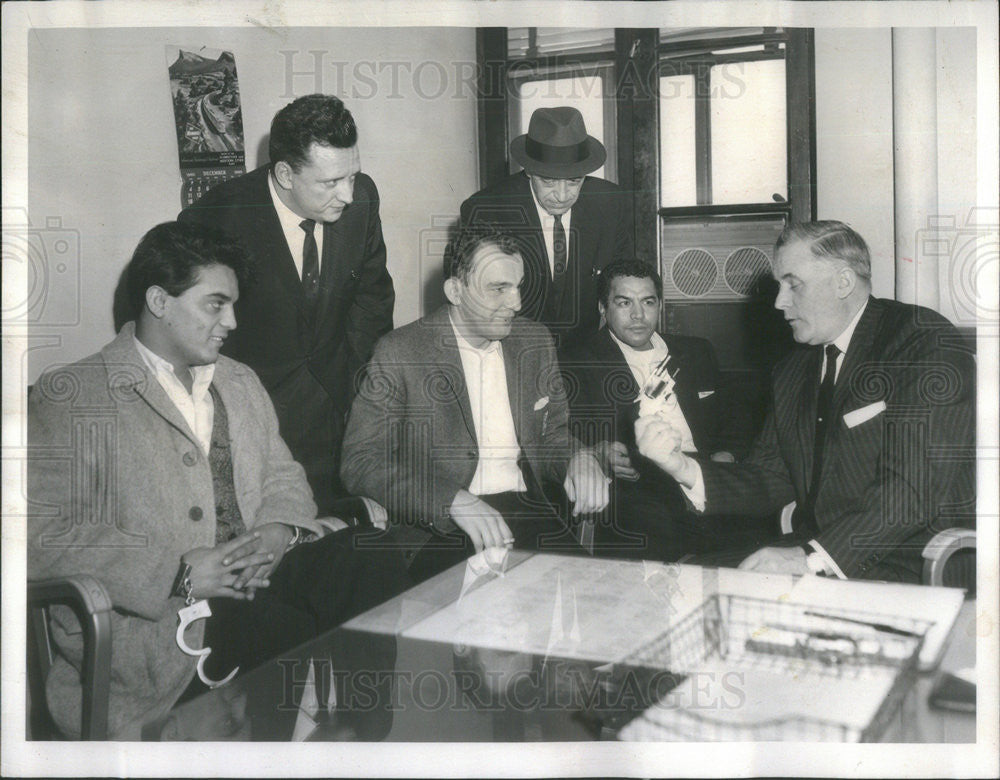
[710, 59, 787, 204]
[516, 75, 605, 179]
[659, 74, 698, 207]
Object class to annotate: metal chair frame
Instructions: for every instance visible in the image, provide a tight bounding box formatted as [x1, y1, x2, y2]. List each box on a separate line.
[27, 575, 113, 740]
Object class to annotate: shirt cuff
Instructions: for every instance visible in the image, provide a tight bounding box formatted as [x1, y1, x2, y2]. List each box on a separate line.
[805, 540, 847, 579]
[679, 457, 706, 512]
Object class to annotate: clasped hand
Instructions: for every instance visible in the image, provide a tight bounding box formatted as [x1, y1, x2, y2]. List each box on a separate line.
[564, 450, 610, 516]
[182, 523, 293, 601]
[634, 416, 687, 478]
[596, 440, 639, 480]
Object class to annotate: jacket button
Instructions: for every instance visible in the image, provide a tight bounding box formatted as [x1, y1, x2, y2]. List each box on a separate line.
[183, 451, 197, 466]
[189, 506, 203, 522]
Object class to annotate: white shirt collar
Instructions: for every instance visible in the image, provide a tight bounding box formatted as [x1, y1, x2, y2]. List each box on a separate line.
[448, 311, 503, 356]
[268, 171, 307, 232]
[267, 171, 323, 277]
[133, 335, 215, 391]
[830, 298, 869, 355]
[609, 329, 667, 360]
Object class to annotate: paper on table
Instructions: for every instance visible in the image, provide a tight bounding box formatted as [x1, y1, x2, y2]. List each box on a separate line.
[787, 574, 965, 670]
[401, 555, 716, 662]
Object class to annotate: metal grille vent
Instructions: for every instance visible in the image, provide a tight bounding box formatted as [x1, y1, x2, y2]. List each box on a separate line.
[670, 248, 718, 298]
[724, 247, 772, 295]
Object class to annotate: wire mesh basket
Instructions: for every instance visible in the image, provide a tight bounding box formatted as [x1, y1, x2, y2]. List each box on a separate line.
[618, 594, 932, 742]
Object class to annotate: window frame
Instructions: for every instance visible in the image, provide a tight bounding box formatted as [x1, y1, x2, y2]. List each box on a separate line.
[475, 27, 816, 258]
[506, 59, 618, 183]
[655, 29, 813, 222]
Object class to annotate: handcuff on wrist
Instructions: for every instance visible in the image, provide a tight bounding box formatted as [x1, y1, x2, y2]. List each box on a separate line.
[172, 559, 239, 688]
[285, 525, 318, 551]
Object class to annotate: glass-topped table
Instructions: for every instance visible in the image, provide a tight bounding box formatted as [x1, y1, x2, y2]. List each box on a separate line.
[148, 551, 975, 743]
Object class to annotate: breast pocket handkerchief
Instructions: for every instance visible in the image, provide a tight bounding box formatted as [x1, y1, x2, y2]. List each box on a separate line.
[843, 400, 887, 428]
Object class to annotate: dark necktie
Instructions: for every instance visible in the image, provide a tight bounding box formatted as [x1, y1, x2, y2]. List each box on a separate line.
[552, 214, 567, 281]
[543, 214, 568, 325]
[300, 218, 320, 302]
[794, 343, 841, 536]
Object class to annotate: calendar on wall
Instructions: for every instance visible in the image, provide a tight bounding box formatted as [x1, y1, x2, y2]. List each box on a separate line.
[166, 45, 247, 207]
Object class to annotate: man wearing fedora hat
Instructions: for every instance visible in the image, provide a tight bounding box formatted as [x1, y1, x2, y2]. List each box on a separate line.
[460, 106, 634, 348]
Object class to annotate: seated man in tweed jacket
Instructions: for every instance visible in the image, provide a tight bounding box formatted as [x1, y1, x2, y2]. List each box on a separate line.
[28, 222, 407, 738]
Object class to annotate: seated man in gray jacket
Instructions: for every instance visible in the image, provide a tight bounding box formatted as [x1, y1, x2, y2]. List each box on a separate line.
[341, 222, 609, 582]
[27, 221, 407, 739]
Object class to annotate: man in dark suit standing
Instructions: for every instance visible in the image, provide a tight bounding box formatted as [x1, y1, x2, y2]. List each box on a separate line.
[559, 260, 766, 561]
[341, 223, 609, 582]
[637, 221, 976, 583]
[460, 107, 633, 348]
[179, 94, 394, 513]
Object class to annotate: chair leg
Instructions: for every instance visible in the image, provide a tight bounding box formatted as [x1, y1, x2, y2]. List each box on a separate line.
[80, 608, 112, 740]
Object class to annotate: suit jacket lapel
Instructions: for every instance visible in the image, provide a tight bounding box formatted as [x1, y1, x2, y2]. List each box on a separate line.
[427, 308, 478, 445]
[661, 335, 700, 433]
[831, 297, 880, 416]
[102, 325, 201, 449]
[569, 184, 598, 274]
[595, 327, 640, 398]
[513, 174, 553, 295]
[312, 216, 349, 337]
[255, 172, 308, 307]
[795, 347, 822, 485]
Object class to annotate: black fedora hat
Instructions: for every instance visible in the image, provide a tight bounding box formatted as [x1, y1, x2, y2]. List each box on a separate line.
[510, 107, 606, 178]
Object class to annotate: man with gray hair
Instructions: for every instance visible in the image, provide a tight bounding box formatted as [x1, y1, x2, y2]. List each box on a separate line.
[636, 220, 976, 582]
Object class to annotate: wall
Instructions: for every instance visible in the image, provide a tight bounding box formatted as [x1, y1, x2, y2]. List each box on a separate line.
[814, 28, 896, 298]
[27, 27, 478, 382]
[814, 26, 979, 315]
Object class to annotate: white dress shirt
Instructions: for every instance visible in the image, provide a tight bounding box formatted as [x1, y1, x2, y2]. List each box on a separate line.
[449, 316, 527, 496]
[268, 172, 324, 279]
[134, 337, 215, 455]
[528, 186, 572, 279]
[611, 330, 698, 453]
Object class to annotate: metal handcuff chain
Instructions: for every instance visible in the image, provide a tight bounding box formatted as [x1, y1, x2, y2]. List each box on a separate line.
[175, 573, 239, 688]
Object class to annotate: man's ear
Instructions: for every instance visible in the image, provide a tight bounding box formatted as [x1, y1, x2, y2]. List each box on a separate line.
[836, 266, 857, 299]
[598, 300, 607, 319]
[273, 160, 293, 190]
[145, 285, 169, 319]
[443, 277, 462, 307]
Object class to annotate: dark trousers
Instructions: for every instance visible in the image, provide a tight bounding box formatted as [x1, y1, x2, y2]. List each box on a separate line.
[179, 527, 410, 703]
[590, 471, 781, 563]
[407, 491, 586, 584]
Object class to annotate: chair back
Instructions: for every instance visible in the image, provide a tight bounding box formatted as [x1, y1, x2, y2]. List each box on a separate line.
[27, 576, 113, 740]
